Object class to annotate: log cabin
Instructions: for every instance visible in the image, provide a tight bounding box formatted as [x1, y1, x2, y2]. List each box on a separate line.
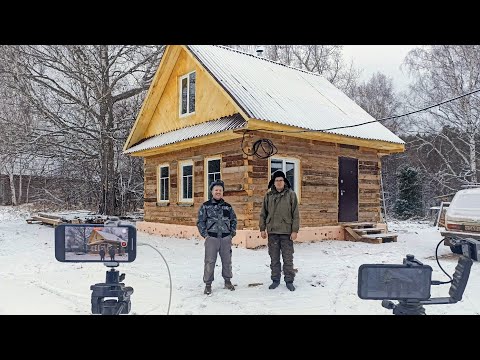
[124, 45, 405, 248]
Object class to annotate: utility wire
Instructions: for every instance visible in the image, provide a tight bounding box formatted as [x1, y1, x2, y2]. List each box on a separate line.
[246, 87, 480, 134]
[241, 87, 480, 158]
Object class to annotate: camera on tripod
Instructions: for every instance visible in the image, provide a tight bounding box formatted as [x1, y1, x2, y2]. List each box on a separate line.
[357, 254, 473, 315]
[54, 222, 137, 315]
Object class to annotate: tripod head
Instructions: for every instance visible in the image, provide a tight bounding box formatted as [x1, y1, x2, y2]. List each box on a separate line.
[90, 262, 134, 315]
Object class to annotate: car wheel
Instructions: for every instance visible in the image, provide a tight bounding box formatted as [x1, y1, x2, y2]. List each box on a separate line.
[450, 245, 463, 254]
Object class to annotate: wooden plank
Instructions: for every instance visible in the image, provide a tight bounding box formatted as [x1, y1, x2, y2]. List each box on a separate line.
[344, 227, 362, 241]
[32, 216, 63, 226]
[37, 212, 63, 220]
[353, 227, 384, 234]
[26, 219, 43, 224]
[341, 222, 375, 228]
[361, 233, 398, 239]
[362, 238, 383, 244]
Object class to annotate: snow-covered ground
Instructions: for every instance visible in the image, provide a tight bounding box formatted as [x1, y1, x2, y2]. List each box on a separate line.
[0, 206, 478, 315]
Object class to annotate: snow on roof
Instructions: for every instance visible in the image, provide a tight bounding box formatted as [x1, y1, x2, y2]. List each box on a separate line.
[125, 114, 246, 154]
[95, 230, 122, 243]
[187, 45, 404, 145]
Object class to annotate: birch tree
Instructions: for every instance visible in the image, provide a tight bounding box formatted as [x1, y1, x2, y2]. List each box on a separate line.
[404, 45, 480, 189]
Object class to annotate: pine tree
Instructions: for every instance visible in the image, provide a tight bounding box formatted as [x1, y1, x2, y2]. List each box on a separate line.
[394, 166, 423, 219]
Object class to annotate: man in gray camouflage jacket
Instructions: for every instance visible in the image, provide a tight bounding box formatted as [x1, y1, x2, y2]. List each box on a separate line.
[197, 179, 237, 295]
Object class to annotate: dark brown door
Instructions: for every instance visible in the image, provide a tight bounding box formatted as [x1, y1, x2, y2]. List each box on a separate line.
[338, 157, 358, 222]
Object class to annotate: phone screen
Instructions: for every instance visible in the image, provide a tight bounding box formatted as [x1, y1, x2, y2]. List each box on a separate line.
[55, 224, 136, 262]
[358, 264, 432, 300]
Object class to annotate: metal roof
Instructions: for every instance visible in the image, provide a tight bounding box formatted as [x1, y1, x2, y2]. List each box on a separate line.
[95, 231, 122, 242]
[125, 114, 246, 154]
[187, 45, 404, 145]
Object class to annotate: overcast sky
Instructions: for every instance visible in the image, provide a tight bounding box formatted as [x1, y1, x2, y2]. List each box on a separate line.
[342, 45, 418, 92]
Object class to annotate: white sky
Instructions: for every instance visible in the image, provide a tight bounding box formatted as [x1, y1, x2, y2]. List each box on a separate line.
[342, 45, 419, 92]
[1, 205, 478, 315]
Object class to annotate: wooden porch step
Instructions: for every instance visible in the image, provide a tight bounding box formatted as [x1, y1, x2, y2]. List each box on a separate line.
[353, 227, 384, 235]
[360, 233, 398, 244]
[341, 222, 376, 229]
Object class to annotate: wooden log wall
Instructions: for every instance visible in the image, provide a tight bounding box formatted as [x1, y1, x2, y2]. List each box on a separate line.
[245, 131, 382, 228]
[143, 138, 250, 228]
[144, 131, 383, 229]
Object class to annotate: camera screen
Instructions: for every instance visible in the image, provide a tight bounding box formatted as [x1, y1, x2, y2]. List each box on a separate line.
[55, 224, 136, 262]
[358, 264, 432, 300]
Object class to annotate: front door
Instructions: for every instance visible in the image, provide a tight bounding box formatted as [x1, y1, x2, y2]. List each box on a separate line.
[338, 157, 358, 222]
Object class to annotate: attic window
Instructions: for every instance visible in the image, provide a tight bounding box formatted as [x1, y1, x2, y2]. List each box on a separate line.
[179, 71, 196, 117]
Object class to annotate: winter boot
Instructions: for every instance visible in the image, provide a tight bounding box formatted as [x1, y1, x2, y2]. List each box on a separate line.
[204, 284, 212, 295]
[224, 280, 235, 291]
[269, 280, 280, 289]
[286, 282, 295, 291]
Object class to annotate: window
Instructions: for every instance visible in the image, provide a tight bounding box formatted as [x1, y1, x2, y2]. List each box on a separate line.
[179, 71, 196, 117]
[205, 157, 221, 200]
[179, 160, 194, 202]
[270, 157, 300, 195]
[157, 165, 169, 202]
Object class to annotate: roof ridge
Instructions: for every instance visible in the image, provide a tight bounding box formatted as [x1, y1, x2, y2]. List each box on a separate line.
[201, 45, 325, 78]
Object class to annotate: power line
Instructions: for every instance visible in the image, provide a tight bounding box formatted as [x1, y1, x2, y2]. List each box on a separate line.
[245, 87, 480, 134]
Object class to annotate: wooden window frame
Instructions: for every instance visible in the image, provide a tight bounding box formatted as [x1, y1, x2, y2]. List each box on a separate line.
[178, 71, 196, 118]
[157, 164, 170, 204]
[204, 156, 222, 201]
[269, 156, 301, 201]
[178, 160, 194, 203]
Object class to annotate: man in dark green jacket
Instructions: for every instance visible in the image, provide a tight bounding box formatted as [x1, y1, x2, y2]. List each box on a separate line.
[259, 170, 300, 291]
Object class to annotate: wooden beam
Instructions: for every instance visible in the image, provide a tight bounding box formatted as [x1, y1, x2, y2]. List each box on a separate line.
[31, 216, 63, 227]
[344, 227, 362, 241]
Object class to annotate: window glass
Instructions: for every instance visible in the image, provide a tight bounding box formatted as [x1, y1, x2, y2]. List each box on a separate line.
[189, 72, 196, 113]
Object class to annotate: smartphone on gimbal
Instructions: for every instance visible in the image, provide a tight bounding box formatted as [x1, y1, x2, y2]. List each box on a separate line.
[55, 224, 137, 263]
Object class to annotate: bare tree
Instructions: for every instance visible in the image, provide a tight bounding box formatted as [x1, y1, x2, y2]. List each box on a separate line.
[0, 45, 164, 214]
[404, 46, 480, 190]
[349, 72, 406, 215]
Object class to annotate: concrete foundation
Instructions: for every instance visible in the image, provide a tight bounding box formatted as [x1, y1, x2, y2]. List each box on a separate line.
[136, 221, 347, 249]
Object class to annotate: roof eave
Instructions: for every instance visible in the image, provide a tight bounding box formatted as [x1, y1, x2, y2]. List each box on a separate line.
[246, 118, 405, 153]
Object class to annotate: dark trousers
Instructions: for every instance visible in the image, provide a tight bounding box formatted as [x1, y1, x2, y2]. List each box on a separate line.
[268, 233, 295, 283]
[203, 235, 233, 285]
